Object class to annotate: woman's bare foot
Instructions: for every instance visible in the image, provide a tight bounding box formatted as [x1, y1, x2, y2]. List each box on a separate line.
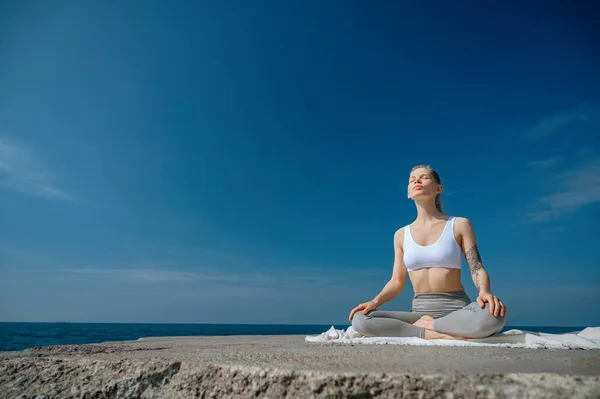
[413, 315, 435, 330]
[414, 315, 468, 340]
[424, 330, 468, 340]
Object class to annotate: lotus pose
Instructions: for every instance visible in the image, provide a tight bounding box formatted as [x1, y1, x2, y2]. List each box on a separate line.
[349, 165, 507, 340]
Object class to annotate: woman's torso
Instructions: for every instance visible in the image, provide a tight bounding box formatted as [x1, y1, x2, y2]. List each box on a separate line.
[401, 216, 465, 293]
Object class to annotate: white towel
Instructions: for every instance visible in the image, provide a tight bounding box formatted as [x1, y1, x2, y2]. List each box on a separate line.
[305, 326, 600, 349]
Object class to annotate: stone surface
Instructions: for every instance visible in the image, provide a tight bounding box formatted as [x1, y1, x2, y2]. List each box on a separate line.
[1, 335, 599, 398]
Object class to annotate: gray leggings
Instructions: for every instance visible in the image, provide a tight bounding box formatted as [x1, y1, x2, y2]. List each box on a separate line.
[351, 291, 506, 339]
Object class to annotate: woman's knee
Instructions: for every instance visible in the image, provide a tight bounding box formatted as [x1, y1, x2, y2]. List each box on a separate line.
[471, 303, 506, 338]
[351, 312, 372, 336]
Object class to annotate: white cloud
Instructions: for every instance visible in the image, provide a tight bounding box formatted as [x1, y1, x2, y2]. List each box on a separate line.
[525, 159, 600, 222]
[526, 156, 562, 171]
[510, 283, 600, 299]
[0, 138, 70, 199]
[64, 266, 283, 285]
[525, 105, 592, 140]
[67, 268, 218, 283]
[63, 264, 388, 289]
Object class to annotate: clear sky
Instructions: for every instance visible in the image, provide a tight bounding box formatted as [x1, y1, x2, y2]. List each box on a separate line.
[1, 1, 599, 326]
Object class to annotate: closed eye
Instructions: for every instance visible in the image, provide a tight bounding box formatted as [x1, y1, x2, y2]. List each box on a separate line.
[409, 174, 429, 183]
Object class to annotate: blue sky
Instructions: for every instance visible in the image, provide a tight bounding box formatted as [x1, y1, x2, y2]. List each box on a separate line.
[1, 1, 599, 326]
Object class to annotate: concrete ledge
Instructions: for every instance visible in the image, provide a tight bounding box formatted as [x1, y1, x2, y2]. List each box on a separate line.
[1, 335, 599, 398]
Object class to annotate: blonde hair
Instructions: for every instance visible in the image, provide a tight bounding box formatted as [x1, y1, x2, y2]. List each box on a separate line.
[410, 164, 442, 212]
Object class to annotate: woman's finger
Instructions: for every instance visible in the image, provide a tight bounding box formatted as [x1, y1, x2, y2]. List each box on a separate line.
[362, 302, 376, 315]
[349, 304, 366, 321]
[487, 296, 495, 315]
[476, 296, 485, 308]
[499, 301, 506, 317]
[493, 297, 501, 317]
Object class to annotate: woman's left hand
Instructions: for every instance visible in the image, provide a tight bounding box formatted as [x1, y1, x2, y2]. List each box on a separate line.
[477, 291, 507, 317]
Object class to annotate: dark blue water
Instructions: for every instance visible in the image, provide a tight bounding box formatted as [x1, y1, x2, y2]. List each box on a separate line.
[0, 322, 585, 351]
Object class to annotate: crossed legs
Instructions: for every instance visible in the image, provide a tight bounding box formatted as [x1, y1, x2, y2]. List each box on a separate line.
[352, 302, 505, 340]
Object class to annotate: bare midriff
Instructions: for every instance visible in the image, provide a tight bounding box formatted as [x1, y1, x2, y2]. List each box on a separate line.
[409, 268, 464, 293]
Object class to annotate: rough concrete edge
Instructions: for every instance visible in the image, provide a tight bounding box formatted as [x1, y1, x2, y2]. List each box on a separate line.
[2, 357, 600, 399]
[153, 362, 600, 399]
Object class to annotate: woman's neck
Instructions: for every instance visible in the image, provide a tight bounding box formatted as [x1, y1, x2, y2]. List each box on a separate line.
[413, 201, 445, 224]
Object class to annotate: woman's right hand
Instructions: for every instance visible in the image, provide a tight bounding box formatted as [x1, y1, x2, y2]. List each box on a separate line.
[348, 300, 377, 322]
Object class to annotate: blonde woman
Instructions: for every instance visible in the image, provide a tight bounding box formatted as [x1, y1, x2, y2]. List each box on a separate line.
[349, 165, 507, 340]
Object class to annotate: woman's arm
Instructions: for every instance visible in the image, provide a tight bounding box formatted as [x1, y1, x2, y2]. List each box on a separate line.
[456, 217, 507, 317]
[372, 228, 407, 306]
[349, 229, 407, 320]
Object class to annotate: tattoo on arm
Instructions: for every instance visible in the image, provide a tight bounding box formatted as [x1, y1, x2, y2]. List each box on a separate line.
[466, 244, 483, 290]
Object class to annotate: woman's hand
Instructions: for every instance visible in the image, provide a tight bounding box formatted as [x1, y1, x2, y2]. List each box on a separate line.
[349, 301, 377, 321]
[477, 291, 507, 317]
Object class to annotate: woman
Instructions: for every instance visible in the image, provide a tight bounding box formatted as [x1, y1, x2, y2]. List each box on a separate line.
[349, 165, 507, 340]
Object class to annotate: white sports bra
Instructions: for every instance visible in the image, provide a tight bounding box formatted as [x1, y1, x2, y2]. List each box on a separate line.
[403, 217, 462, 272]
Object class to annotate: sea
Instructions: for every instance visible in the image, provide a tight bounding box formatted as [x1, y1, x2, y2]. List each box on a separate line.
[0, 322, 586, 351]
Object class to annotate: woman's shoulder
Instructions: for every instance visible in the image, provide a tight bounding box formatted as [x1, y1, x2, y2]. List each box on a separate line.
[451, 216, 475, 232]
[393, 226, 406, 247]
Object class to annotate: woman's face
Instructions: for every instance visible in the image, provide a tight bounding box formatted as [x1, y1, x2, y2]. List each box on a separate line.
[407, 168, 440, 199]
